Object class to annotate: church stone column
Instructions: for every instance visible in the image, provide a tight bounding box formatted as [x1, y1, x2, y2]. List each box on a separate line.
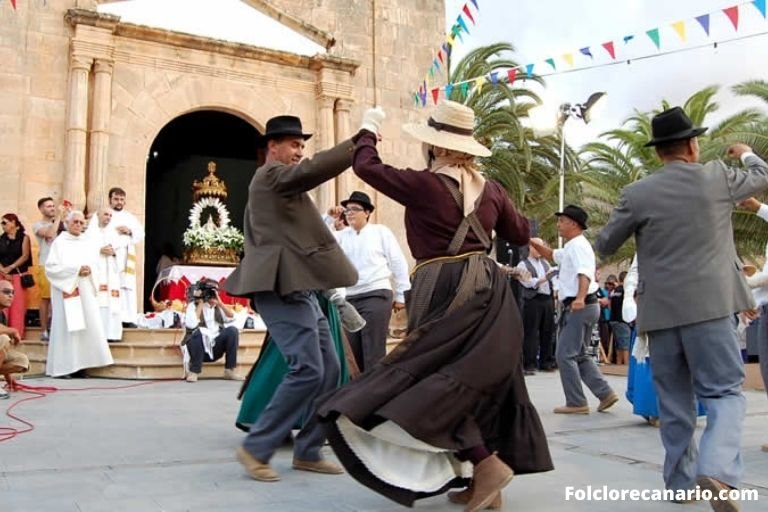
[87, 58, 114, 212]
[63, 54, 93, 210]
[315, 95, 336, 209]
[334, 98, 354, 201]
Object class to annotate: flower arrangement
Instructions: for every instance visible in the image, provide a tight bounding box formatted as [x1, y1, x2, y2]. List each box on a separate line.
[182, 197, 244, 253]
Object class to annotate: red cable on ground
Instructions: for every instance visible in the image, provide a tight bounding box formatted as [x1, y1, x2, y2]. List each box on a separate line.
[0, 379, 177, 443]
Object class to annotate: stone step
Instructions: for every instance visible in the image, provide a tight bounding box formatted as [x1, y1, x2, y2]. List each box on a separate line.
[16, 327, 404, 380]
[23, 327, 267, 346]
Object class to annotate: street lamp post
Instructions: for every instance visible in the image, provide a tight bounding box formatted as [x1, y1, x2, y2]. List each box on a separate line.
[555, 92, 606, 248]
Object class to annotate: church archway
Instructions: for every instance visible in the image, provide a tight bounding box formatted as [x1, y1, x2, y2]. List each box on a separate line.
[144, 110, 264, 311]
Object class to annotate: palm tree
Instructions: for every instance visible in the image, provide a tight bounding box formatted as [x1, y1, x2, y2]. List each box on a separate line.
[445, 43, 577, 242]
[579, 83, 768, 263]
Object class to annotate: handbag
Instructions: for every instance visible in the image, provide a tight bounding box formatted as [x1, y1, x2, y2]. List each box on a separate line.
[17, 269, 35, 289]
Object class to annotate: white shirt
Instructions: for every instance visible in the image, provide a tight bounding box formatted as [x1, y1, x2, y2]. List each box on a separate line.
[516, 257, 552, 296]
[552, 234, 598, 299]
[746, 203, 768, 306]
[333, 223, 410, 302]
[185, 302, 226, 339]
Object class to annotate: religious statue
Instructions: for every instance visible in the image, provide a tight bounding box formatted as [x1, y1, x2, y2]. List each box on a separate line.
[182, 161, 244, 266]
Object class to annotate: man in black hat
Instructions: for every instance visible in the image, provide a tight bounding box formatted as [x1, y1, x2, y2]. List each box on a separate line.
[327, 190, 410, 372]
[226, 111, 384, 482]
[530, 205, 618, 415]
[595, 106, 768, 510]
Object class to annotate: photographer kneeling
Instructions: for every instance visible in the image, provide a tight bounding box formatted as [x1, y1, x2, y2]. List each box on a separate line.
[182, 279, 243, 383]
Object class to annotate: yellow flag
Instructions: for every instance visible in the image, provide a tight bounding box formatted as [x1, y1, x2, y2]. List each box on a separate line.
[672, 21, 686, 41]
[563, 53, 574, 67]
[475, 76, 486, 89]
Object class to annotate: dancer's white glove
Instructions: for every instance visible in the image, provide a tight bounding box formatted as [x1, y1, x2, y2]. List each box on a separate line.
[360, 107, 386, 135]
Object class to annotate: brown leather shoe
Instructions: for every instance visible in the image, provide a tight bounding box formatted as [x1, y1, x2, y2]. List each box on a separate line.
[696, 476, 740, 512]
[292, 458, 344, 475]
[236, 447, 280, 482]
[597, 392, 619, 412]
[447, 484, 501, 510]
[464, 455, 513, 512]
[553, 405, 590, 414]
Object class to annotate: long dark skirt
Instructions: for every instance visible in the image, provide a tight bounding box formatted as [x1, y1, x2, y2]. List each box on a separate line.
[235, 295, 353, 431]
[317, 257, 553, 507]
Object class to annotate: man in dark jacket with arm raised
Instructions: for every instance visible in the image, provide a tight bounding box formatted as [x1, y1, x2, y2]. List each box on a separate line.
[226, 114, 362, 482]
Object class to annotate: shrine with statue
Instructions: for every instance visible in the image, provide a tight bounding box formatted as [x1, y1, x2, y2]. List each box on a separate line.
[182, 161, 244, 266]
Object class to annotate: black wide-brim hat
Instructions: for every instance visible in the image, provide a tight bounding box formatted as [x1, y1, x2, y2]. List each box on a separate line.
[555, 204, 588, 230]
[341, 191, 375, 212]
[263, 115, 313, 141]
[644, 106, 707, 147]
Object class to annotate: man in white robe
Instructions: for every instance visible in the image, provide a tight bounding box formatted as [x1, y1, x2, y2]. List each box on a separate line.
[45, 211, 113, 377]
[89, 187, 145, 327]
[88, 207, 123, 341]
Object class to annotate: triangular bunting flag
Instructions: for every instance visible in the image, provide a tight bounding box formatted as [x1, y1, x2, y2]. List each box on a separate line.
[455, 30, 465, 43]
[445, 83, 454, 97]
[723, 6, 739, 30]
[602, 41, 616, 59]
[457, 16, 470, 35]
[490, 71, 499, 85]
[623, 35, 634, 44]
[442, 43, 450, 55]
[545, 58, 556, 70]
[431, 88, 440, 105]
[695, 14, 710, 35]
[507, 68, 517, 83]
[437, 50, 444, 64]
[470, 0, 478, 9]
[413, 93, 420, 106]
[671, 21, 686, 41]
[579, 47, 593, 58]
[428, 67, 435, 79]
[463, 4, 475, 24]
[563, 53, 574, 67]
[525, 63, 534, 77]
[460, 81, 470, 98]
[10, 0, 16, 8]
[753, 0, 766, 18]
[646, 28, 661, 50]
[433, 58, 440, 71]
[475, 76, 486, 89]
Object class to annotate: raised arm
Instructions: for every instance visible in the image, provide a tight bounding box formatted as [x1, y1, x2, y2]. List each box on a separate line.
[267, 139, 356, 197]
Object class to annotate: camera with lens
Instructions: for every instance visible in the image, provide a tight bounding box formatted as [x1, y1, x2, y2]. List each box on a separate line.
[188, 279, 219, 302]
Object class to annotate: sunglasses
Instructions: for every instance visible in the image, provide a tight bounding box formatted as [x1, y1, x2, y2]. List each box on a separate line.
[1, 288, 14, 295]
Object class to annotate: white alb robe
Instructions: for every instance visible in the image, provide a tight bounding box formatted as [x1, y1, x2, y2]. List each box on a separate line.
[89, 210, 145, 323]
[88, 225, 123, 340]
[45, 232, 114, 377]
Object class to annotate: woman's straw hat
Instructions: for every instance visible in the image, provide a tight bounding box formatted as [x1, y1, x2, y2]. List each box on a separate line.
[402, 100, 491, 157]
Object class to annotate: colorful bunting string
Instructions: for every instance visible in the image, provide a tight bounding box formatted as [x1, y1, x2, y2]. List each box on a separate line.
[417, 0, 768, 107]
[413, 1, 481, 104]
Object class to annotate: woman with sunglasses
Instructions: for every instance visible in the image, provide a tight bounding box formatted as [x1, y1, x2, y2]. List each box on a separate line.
[0, 213, 32, 339]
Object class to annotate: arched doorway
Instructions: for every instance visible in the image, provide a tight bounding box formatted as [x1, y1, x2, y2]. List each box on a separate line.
[144, 110, 264, 311]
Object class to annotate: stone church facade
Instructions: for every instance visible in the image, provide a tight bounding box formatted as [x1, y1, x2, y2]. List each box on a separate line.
[1, 0, 444, 307]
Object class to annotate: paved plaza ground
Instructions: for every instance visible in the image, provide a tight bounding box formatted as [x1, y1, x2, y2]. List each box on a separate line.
[1, 372, 767, 511]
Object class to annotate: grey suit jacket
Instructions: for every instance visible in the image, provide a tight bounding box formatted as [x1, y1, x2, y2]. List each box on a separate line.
[225, 139, 359, 297]
[595, 154, 768, 332]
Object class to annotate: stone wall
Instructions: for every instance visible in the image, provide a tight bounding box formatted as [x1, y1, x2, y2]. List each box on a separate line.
[0, 0, 72, 230]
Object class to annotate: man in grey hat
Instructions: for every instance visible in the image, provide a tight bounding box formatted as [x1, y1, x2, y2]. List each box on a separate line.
[530, 205, 618, 415]
[595, 106, 768, 510]
[226, 112, 382, 482]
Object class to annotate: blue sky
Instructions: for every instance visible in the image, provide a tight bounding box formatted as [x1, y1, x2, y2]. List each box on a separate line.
[444, 0, 768, 146]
